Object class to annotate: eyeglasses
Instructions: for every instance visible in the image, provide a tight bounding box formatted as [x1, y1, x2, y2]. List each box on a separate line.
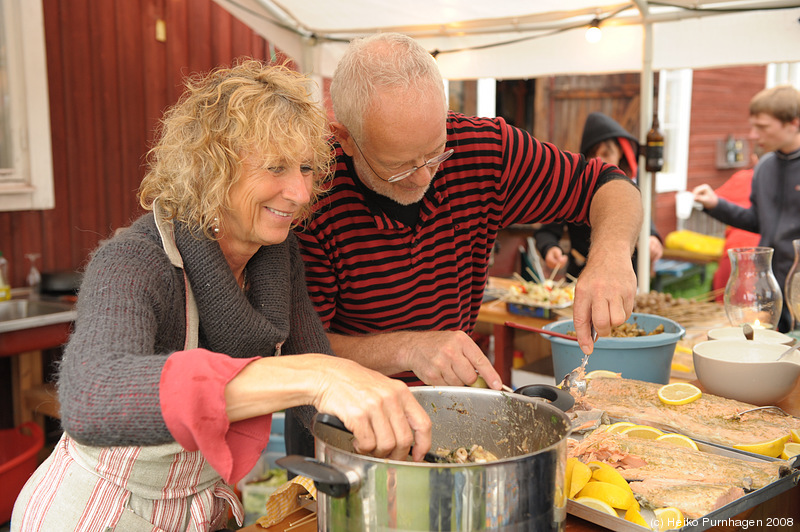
[350, 136, 454, 183]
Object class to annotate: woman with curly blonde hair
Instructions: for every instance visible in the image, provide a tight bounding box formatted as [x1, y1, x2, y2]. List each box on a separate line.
[12, 59, 431, 532]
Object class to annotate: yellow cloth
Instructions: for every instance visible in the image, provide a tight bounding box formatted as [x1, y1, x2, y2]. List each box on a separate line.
[257, 475, 317, 528]
[664, 230, 725, 258]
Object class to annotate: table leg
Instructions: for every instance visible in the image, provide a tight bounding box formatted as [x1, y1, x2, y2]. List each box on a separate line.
[11, 350, 45, 429]
[493, 324, 513, 385]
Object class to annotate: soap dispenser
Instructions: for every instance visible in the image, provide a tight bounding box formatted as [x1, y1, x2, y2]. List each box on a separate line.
[0, 251, 10, 301]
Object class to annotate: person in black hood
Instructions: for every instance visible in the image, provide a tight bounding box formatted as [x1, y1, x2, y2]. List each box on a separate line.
[535, 112, 663, 280]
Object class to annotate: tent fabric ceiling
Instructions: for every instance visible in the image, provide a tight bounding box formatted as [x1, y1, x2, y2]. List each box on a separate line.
[215, 0, 800, 79]
[212, 0, 800, 291]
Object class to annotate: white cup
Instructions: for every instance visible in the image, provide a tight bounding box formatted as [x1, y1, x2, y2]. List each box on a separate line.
[675, 191, 695, 220]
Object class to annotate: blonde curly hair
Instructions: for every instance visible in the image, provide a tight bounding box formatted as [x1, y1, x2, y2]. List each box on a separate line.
[139, 59, 332, 238]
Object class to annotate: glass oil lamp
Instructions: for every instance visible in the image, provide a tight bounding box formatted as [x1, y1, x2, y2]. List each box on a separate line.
[724, 247, 782, 330]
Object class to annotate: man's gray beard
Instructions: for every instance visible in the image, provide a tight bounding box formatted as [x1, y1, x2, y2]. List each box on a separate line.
[352, 158, 429, 206]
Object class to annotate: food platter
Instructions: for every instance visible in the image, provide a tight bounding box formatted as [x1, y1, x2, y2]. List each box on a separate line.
[565, 376, 800, 531]
[567, 442, 799, 531]
[501, 275, 574, 317]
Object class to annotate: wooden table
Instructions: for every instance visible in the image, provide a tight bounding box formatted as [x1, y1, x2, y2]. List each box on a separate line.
[477, 277, 558, 384]
[241, 381, 800, 532]
[566, 380, 800, 532]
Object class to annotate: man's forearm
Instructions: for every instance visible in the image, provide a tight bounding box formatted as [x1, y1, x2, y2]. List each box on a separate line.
[588, 179, 643, 259]
[327, 331, 410, 375]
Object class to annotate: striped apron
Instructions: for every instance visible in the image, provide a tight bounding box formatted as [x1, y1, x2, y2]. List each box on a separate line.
[11, 204, 244, 531]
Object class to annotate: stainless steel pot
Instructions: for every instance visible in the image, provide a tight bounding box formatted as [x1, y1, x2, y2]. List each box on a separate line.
[278, 385, 573, 531]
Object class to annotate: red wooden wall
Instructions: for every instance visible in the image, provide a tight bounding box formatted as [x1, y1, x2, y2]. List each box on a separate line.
[0, 0, 288, 287]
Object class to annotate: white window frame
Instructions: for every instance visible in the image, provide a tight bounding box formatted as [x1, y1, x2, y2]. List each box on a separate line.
[767, 62, 800, 88]
[0, 0, 54, 211]
[654, 68, 693, 193]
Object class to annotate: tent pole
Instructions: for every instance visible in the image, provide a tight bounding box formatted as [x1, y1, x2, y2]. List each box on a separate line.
[636, 1, 654, 295]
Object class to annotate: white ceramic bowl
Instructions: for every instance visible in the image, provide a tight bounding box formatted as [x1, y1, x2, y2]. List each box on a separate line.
[693, 340, 800, 406]
[706, 327, 793, 345]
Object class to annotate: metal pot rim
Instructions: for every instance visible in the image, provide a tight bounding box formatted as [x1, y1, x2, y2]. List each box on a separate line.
[313, 385, 573, 467]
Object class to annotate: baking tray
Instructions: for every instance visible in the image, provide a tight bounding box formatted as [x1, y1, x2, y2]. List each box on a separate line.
[567, 439, 800, 531]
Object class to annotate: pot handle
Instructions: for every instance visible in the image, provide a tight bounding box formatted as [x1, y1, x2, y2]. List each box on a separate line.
[514, 383, 575, 412]
[275, 455, 356, 498]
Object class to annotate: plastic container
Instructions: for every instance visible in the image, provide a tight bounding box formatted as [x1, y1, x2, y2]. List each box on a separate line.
[237, 412, 288, 526]
[0, 422, 44, 523]
[543, 313, 686, 384]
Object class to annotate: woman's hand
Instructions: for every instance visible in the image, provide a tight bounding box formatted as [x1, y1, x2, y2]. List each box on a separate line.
[224, 354, 432, 462]
[544, 246, 568, 270]
[312, 357, 432, 461]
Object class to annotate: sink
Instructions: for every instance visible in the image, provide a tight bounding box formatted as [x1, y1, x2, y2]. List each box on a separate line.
[0, 299, 77, 333]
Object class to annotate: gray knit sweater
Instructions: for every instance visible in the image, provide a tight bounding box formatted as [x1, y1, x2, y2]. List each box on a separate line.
[57, 213, 332, 446]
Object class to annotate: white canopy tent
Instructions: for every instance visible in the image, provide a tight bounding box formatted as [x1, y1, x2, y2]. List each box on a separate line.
[213, 0, 800, 290]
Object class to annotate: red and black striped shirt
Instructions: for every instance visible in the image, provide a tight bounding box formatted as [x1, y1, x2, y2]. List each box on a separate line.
[295, 112, 626, 380]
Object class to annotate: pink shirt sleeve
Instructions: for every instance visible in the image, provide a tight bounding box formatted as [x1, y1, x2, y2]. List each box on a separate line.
[160, 349, 272, 484]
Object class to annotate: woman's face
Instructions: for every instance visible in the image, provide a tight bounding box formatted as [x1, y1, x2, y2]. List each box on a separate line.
[222, 152, 314, 252]
[594, 140, 622, 168]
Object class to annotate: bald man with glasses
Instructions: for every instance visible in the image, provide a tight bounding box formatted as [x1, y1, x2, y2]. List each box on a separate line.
[288, 32, 644, 456]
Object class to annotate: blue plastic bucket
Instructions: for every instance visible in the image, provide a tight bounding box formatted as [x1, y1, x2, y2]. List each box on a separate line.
[543, 313, 685, 384]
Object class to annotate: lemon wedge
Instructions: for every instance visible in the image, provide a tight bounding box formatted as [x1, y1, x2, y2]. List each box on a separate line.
[605, 421, 636, 434]
[657, 383, 702, 405]
[791, 428, 800, 443]
[565, 457, 576, 499]
[621, 425, 665, 439]
[585, 370, 621, 380]
[733, 434, 790, 458]
[654, 507, 684, 530]
[624, 505, 651, 528]
[574, 496, 619, 517]
[576, 481, 636, 510]
[655, 433, 699, 451]
[588, 461, 633, 492]
[781, 441, 800, 460]
[670, 362, 693, 373]
[569, 459, 592, 499]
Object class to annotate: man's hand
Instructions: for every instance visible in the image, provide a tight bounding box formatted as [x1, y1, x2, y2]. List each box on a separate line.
[692, 184, 719, 210]
[572, 179, 642, 353]
[572, 250, 637, 354]
[328, 330, 504, 390]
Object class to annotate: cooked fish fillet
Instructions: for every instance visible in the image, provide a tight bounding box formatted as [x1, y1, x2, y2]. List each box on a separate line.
[568, 431, 789, 519]
[574, 377, 800, 447]
[628, 478, 744, 519]
[569, 431, 786, 491]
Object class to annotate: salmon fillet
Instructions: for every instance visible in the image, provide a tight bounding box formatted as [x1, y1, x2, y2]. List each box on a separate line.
[569, 431, 786, 490]
[568, 431, 789, 518]
[628, 479, 744, 519]
[574, 377, 800, 446]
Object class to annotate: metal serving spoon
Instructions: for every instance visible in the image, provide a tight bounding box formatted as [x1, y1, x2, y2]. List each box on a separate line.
[504, 320, 598, 394]
[560, 326, 598, 395]
[775, 340, 799, 361]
